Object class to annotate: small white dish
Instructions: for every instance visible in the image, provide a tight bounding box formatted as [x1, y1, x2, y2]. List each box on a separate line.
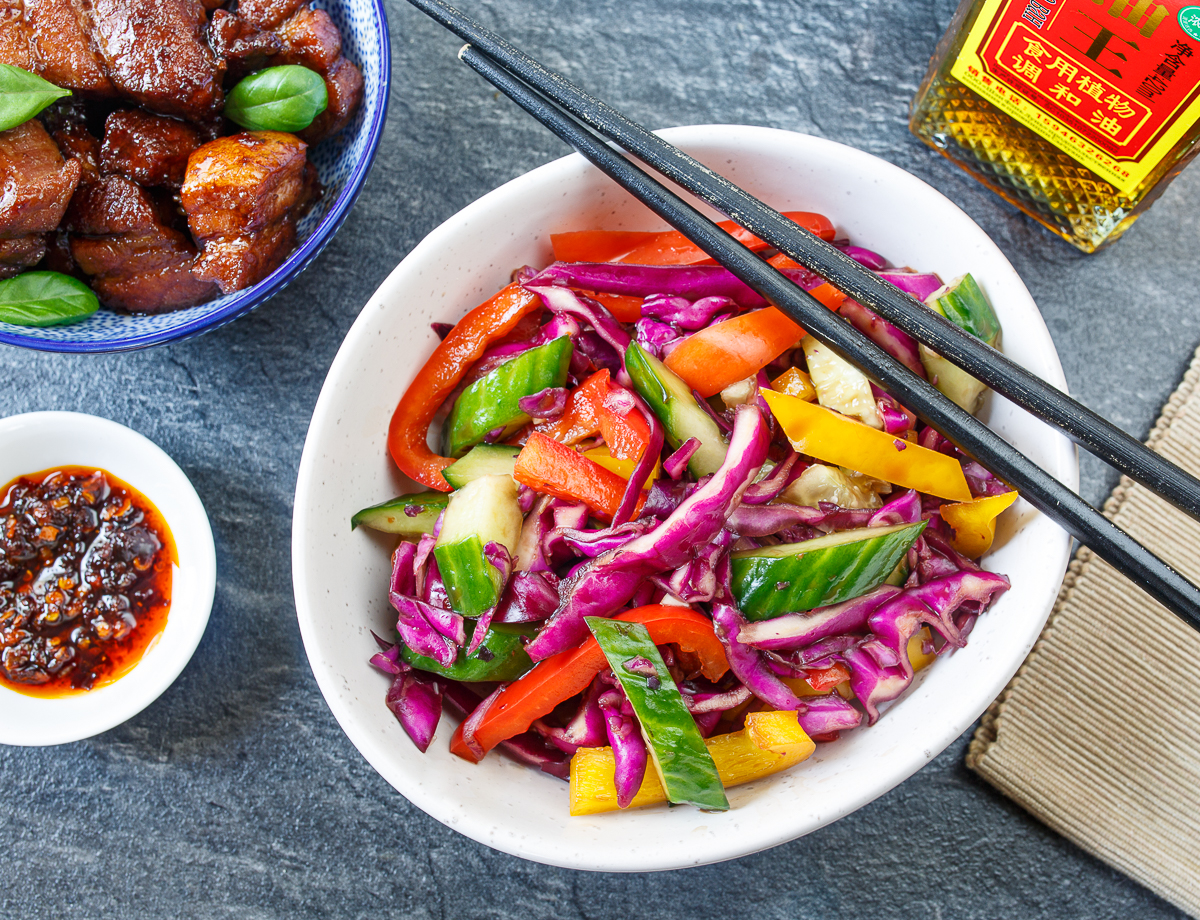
[293, 125, 1078, 871]
[0, 411, 216, 746]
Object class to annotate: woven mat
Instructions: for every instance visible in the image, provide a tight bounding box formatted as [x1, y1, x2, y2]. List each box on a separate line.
[967, 344, 1200, 917]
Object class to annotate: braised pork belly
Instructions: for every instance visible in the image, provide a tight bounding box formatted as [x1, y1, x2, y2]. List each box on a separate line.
[181, 131, 318, 293]
[0, 119, 82, 277]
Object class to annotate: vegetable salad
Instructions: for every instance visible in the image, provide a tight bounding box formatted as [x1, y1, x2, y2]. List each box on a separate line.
[356, 211, 1015, 814]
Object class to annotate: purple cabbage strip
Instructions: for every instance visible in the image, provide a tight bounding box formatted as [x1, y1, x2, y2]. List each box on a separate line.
[390, 540, 418, 597]
[430, 321, 454, 340]
[612, 392, 665, 527]
[682, 683, 754, 714]
[369, 640, 406, 676]
[513, 494, 553, 573]
[529, 263, 831, 309]
[642, 293, 734, 330]
[866, 591, 939, 680]
[385, 671, 443, 753]
[906, 570, 1010, 648]
[663, 437, 701, 479]
[711, 557, 804, 710]
[497, 731, 571, 780]
[868, 489, 922, 527]
[525, 404, 770, 661]
[741, 451, 802, 504]
[422, 556, 451, 611]
[726, 501, 873, 537]
[842, 644, 911, 724]
[833, 242, 888, 270]
[962, 460, 1014, 497]
[650, 528, 733, 604]
[642, 478, 700, 518]
[518, 387, 569, 420]
[553, 520, 651, 559]
[797, 693, 863, 736]
[527, 285, 633, 385]
[737, 585, 900, 651]
[575, 330, 622, 377]
[390, 595, 459, 666]
[767, 633, 860, 670]
[877, 270, 944, 302]
[693, 387, 734, 434]
[412, 533, 436, 593]
[633, 318, 684, 359]
[872, 384, 917, 435]
[599, 686, 648, 809]
[534, 676, 610, 753]
[495, 570, 560, 624]
[839, 298, 926, 379]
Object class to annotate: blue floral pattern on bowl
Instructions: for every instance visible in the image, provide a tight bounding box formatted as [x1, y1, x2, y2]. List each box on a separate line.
[0, 0, 391, 354]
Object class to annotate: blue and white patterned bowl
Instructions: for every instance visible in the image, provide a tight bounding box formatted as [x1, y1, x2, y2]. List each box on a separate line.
[0, 0, 391, 354]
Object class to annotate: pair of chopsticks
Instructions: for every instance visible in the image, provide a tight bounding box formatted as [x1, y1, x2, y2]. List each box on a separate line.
[403, 0, 1200, 633]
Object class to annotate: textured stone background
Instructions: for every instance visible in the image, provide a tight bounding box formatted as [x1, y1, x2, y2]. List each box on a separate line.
[3, 0, 1198, 916]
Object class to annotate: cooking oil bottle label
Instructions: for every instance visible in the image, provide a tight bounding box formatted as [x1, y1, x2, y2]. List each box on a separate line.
[950, 0, 1200, 193]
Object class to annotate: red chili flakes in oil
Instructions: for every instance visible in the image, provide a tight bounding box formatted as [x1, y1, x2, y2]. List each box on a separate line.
[0, 467, 176, 697]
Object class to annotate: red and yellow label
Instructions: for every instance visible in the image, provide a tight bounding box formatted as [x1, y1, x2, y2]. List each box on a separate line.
[951, 0, 1200, 193]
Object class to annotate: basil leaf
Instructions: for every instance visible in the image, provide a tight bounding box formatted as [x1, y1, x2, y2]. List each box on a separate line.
[0, 272, 99, 327]
[225, 65, 328, 133]
[0, 63, 70, 132]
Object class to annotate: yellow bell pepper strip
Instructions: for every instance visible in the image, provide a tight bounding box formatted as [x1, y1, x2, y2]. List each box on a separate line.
[771, 366, 816, 401]
[583, 446, 661, 483]
[388, 284, 543, 491]
[939, 490, 1019, 558]
[569, 710, 815, 815]
[760, 389, 973, 502]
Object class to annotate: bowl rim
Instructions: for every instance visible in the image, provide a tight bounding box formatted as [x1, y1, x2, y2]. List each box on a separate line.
[0, 410, 217, 745]
[293, 124, 1078, 870]
[0, 0, 392, 355]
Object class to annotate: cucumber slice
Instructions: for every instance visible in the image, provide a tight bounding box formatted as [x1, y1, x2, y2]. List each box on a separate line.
[801, 335, 882, 428]
[350, 491, 449, 534]
[927, 273, 1001, 345]
[434, 474, 523, 616]
[625, 342, 726, 477]
[442, 444, 520, 489]
[731, 521, 926, 620]
[443, 336, 573, 458]
[401, 622, 535, 681]
[585, 617, 729, 812]
[921, 274, 1002, 414]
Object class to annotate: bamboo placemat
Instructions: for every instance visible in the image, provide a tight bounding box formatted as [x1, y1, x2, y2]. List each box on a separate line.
[967, 345, 1200, 917]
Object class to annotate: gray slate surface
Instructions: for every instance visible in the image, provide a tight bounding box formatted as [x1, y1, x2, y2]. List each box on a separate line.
[3, 0, 1197, 916]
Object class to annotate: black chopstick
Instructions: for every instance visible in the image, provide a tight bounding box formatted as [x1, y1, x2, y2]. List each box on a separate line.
[437, 41, 1200, 634]
[403, 0, 1200, 528]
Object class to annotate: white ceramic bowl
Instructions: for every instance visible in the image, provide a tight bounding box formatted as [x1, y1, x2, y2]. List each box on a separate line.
[0, 411, 216, 746]
[292, 125, 1077, 871]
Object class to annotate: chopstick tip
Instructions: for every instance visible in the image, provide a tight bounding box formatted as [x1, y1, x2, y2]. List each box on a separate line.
[457, 43, 472, 61]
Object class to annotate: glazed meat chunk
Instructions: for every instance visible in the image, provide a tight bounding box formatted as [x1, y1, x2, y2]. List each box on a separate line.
[65, 174, 217, 312]
[24, 0, 115, 95]
[180, 131, 319, 293]
[299, 55, 363, 144]
[236, 0, 306, 31]
[270, 4, 341, 73]
[208, 9, 284, 81]
[83, 0, 224, 124]
[0, 119, 82, 277]
[101, 110, 201, 189]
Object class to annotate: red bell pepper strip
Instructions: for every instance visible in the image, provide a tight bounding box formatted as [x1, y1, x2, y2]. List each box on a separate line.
[387, 284, 543, 491]
[535, 370, 652, 460]
[664, 277, 846, 399]
[807, 661, 851, 693]
[617, 212, 836, 266]
[551, 231, 662, 263]
[513, 431, 643, 521]
[450, 605, 729, 762]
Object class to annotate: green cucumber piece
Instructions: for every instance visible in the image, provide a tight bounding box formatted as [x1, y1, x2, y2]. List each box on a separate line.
[401, 622, 535, 681]
[585, 617, 729, 812]
[731, 521, 927, 620]
[625, 342, 726, 477]
[351, 491, 449, 534]
[434, 474, 522, 616]
[921, 274, 1001, 414]
[443, 337, 573, 458]
[442, 444, 520, 489]
[927, 273, 1001, 345]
